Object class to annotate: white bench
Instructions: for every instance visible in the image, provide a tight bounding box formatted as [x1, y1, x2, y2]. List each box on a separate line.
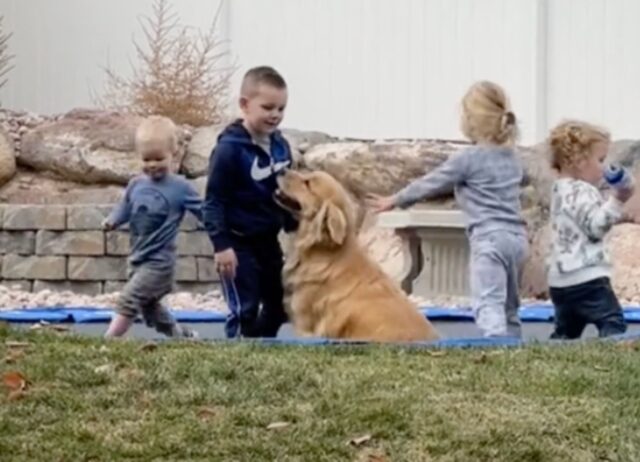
[376, 208, 468, 298]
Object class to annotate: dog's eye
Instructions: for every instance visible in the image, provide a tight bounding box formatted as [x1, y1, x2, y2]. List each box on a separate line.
[303, 179, 311, 187]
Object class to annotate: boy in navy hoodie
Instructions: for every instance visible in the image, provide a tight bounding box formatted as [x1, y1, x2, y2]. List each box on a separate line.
[203, 66, 297, 338]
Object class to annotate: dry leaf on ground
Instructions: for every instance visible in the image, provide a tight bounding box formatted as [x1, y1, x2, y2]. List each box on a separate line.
[7, 389, 27, 401]
[139, 342, 158, 353]
[118, 367, 145, 381]
[30, 322, 70, 333]
[2, 371, 28, 392]
[367, 455, 388, 462]
[267, 421, 292, 430]
[197, 406, 220, 420]
[4, 341, 30, 349]
[94, 364, 114, 375]
[617, 340, 639, 352]
[348, 434, 373, 446]
[50, 324, 71, 332]
[354, 448, 389, 462]
[426, 350, 446, 357]
[2, 349, 25, 364]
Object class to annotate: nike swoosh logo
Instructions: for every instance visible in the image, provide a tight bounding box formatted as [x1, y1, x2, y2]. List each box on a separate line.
[250, 158, 290, 182]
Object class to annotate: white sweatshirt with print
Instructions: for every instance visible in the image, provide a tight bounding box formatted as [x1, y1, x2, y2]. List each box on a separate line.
[547, 178, 623, 288]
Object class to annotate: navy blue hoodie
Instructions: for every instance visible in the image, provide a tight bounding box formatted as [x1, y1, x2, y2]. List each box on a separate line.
[203, 120, 297, 252]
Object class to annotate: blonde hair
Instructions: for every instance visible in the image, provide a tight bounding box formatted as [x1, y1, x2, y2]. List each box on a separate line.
[548, 120, 610, 171]
[460, 80, 518, 145]
[135, 115, 178, 155]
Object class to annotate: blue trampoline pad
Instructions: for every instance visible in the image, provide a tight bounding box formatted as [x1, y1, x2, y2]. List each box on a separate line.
[2, 304, 640, 324]
[0, 307, 228, 324]
[0, 309, 71, 323]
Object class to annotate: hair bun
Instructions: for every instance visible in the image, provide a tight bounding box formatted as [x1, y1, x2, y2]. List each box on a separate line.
[502, 111, 516, 126]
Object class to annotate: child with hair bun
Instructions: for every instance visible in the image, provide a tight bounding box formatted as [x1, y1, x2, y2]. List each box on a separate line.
[369, 81, 528, 338]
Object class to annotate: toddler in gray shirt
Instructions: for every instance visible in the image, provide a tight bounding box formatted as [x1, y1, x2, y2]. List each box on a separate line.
[369, 81, 528, 338]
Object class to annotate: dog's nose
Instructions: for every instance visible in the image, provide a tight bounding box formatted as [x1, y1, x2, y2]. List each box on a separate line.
[276, 167, 288, 178]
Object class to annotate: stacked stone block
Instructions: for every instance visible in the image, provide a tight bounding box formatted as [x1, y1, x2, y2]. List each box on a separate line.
[0, 205, 218, 294]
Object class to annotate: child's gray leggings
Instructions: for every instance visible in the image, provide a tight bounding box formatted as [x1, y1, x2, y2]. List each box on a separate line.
[469, 231, 529, 337]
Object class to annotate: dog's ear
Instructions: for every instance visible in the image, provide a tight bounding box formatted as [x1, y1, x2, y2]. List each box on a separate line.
[312, 201, 348, 246]
[324, 202, 348, 245]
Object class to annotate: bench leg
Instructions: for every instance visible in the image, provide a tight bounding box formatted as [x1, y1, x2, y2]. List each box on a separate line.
[413, 228, 469, 298]
[396, 229, 423, 294]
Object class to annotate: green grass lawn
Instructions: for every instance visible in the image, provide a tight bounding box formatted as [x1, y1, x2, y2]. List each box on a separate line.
[1, 323, 640, 462]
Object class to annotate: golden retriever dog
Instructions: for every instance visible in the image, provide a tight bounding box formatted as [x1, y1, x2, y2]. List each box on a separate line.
[275, 169, 440, 343]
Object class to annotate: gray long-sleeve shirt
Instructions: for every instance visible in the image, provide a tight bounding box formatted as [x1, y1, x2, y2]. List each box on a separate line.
[107, 174, 203, 269]
[394, 145, 526, 238]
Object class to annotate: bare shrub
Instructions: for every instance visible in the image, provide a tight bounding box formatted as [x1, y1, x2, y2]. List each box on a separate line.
[99, 0, 235, 126]
[0, 15, 14, 91]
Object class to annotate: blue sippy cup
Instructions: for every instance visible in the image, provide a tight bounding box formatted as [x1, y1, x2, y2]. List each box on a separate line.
[604, 164, 633, 189]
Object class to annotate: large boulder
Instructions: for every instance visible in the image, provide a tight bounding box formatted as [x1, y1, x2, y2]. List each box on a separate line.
[607, 139, 640, 169]
[303, 140, 556, 212]
[20, 109, 189, 185]
[191, 176, 208, 198]
[181, 126, 334, 178]
[182, 124, 223, 178]
[516, 142, 557, 298]
[610, 224, 640, 302]
[0, 126, 16, 187]
[358, 211, 405, 280]
[518, 143, 556, 212]
[0, 170, 124, 204]
[0, 108, 55, 157]
[520, 223, 551, 299]
[302, 140, 464, 201]
[605, 139, 640, 221]
[281, 128, 334, 167]
[302, 140, 557, 232]
[281, 128, 334, 153]
[302, 140, 461, 231]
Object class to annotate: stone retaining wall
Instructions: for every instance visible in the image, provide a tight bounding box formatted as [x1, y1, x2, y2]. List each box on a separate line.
[0, 204, 218, 294]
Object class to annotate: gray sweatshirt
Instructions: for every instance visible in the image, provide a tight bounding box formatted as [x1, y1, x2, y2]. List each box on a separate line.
[394, 145, 526, 238]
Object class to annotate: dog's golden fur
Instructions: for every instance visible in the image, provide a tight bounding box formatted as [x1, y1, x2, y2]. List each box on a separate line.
[275, 170, 439, 342]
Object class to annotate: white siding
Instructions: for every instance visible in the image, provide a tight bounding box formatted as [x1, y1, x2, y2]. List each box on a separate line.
[0, 0, 226, 113]
[0, 0, 638, 143]
[546, 0, 640, 139]
[227, 0, 539, 141]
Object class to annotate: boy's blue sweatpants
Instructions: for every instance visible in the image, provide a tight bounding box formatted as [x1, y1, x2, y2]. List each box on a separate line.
[219, 232, 288, 338]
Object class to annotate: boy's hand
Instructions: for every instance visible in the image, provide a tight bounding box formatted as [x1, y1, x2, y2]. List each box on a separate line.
[102, 219, 115, 231]
[614, 185, 635, 204]
[366, 193, 397, 214]
[215, 248, 238, 279]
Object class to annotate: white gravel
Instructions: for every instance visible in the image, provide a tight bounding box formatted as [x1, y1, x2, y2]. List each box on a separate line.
[0, 284, 561, 313]
[0, 285, 227, 312]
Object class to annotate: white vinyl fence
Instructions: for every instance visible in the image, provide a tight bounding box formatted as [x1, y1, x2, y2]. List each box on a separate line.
[0, 0, 638, 144]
